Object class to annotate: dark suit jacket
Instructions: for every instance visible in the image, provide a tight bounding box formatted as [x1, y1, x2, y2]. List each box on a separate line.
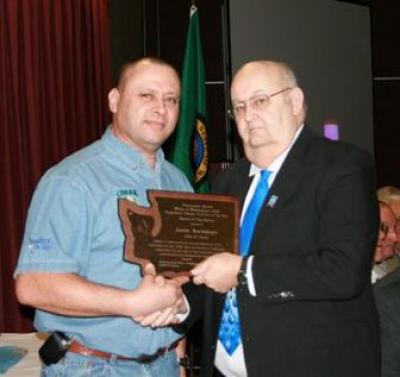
[183, 127, 380, 377]
[374, 266, 400, 377]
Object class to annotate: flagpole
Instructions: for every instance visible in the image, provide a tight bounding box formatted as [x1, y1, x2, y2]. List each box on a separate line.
[221, 0, 235, 162]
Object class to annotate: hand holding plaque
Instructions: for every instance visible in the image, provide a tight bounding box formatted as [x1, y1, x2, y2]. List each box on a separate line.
[119, 190, 239, 277]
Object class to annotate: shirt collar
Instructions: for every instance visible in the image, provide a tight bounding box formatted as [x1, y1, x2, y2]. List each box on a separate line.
[102, 126, 165, 169]
[249, 125, 304, 177]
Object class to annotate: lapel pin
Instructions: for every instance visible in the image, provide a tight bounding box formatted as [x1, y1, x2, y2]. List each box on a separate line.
[267, 195, 279, 208]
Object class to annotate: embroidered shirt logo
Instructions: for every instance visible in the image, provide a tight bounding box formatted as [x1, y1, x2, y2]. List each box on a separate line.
[117, 188, 138, 203]
[28, 237, 54, 251]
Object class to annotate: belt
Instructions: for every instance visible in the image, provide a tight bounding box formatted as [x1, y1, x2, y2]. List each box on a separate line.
[68, 339, 180, 363]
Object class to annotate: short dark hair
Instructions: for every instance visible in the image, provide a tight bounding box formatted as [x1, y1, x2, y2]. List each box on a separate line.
[117, 57, 180, 91]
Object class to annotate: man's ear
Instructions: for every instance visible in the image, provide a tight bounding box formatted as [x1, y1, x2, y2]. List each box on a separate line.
[290, 87, 304, 116]
[108, 88, 120, 114]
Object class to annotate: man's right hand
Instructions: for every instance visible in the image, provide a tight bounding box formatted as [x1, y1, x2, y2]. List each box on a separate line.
[128, 264, 189, 324]
[14, 266, 188, 321]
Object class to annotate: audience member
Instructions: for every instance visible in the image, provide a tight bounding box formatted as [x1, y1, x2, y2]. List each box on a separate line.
[378, 185, 400, 258]
[372, 201, 399, 283]
[373, 201, 400, 377]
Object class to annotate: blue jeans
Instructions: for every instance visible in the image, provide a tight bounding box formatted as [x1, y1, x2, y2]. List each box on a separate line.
[40, 350, 179, 377]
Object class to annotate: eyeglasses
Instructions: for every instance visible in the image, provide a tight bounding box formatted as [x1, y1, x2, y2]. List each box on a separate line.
[380, 222, 389, 237]
[228, 87, 293, 119]
[380, 221, 398, 239]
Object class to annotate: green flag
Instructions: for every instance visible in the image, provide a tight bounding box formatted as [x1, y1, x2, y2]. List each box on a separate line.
[169, 5, 209, 193]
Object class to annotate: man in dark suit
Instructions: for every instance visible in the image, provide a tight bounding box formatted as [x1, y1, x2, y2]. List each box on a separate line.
[185, 60, 380, 377]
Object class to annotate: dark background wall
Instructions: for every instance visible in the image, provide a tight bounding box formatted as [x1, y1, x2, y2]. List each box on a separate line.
[229, 0, 374, 154]
[109, 0, 237, 166]
[371, 0, 400, 188]
[109, 0, 400, 187]
[109, 0, 143, 86]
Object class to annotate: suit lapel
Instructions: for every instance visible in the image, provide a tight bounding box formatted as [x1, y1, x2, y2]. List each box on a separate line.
[250, 127, 312, 253]
[228, 160, 253, 209]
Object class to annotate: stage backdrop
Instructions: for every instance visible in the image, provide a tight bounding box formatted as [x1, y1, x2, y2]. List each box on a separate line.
[229, 0, 373, 153]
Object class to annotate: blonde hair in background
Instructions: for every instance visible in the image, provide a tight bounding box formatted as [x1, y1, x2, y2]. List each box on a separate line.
[377, 186, 400, 205]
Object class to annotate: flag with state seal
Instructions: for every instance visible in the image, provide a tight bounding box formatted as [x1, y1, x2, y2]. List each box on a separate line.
[169, 4, 209, 193]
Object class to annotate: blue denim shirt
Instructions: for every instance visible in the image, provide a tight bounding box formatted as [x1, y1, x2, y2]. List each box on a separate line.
[15, 127, 193, 357]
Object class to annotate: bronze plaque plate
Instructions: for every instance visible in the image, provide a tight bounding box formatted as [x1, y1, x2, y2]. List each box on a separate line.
[119, 190, 240, 277]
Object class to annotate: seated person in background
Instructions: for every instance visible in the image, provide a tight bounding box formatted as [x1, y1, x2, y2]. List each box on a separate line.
[373, 200, 400, 377]
[372, 201, 399, 283]
[378, 185, 400, 258]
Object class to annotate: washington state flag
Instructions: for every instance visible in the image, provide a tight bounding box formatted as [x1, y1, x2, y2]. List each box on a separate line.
[169, 5, 209, 193]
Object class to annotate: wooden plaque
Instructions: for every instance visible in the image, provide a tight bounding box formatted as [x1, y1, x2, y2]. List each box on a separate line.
[119, 190, 240, 277]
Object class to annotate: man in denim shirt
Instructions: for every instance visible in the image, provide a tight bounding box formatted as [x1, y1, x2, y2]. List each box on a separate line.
[15, 57, 192, 377]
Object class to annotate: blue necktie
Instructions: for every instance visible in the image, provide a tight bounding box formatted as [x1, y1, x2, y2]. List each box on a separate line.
[218, 170, 272, 355]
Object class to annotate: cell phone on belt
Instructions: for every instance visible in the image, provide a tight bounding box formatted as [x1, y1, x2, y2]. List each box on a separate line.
[39, 331, 72, 365]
